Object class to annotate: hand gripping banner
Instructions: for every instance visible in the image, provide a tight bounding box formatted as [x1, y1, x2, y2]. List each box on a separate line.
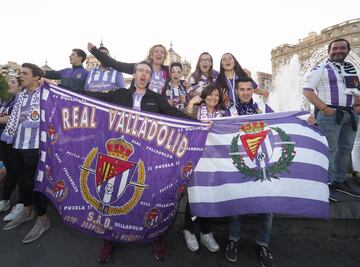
[188, 111, 330, 219]
[35, 84, 207, 242]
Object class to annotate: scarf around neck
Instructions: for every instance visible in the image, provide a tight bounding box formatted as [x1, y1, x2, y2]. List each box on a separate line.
[1, 88, 40, 144]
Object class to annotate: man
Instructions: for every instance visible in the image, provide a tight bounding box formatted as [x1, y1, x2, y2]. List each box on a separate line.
[84, 46, 125, 92]
[303, 38, 360, 201]
[43, 48, 88, 91]
[224, 77, 274, 267]
[83, 60, 195, 263]
[1, 63, 50, 243]
[227, 77, 273, 116]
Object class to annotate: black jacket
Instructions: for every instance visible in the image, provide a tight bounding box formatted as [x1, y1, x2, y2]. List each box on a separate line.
[82, 87, 196, 121]
[90, 47, 170, 89]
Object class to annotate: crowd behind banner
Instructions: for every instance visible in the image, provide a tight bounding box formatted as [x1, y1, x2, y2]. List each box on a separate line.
[0, 37, 359, 266]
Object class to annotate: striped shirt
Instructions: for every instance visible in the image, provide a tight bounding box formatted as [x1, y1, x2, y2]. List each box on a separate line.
[85, 66, 125, 92]
[13, 88, 40, 149]
[164, 82, 187, 110]
[303, 60, 358, 107]
[148, 70, 166, 94]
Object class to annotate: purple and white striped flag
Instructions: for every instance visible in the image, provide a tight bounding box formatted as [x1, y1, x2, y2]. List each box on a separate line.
[188, 111, 330, 219]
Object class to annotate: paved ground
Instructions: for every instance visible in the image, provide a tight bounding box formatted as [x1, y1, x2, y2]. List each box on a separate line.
[0, 204, 360, 267]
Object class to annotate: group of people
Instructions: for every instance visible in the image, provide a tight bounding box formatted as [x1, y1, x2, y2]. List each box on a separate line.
[0, 38, 359, 267]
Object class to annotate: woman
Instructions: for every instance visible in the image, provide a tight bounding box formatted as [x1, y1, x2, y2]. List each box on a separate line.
[0, 77, 24, 221]
[187, 52, 219, 98]
[214, 53, 267, 109]
[182, 85, 222, 252]
[88, 42, 169, 94]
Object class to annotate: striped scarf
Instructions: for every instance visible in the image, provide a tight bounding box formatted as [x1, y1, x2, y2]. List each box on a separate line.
[1, 88, 40, 144]
[197, 103, 222, 120]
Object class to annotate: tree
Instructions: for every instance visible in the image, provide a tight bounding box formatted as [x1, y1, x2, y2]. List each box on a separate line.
[0, 73, 9, 103]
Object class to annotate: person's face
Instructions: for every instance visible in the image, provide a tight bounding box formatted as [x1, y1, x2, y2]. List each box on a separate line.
[8, 79, 21, 95]
[133, 64, 152, 89]
[221, 53, 235, 71]
[20, 67, 39, 89]
[329, 41, 349, 62]
[204, 89, 220, 109]
[170, 66, 182, 83]
[69, 51, 83, 66]
[236, 82, 254, 103]
[199, 54, 212, 74]
[150, 46, 165, 65]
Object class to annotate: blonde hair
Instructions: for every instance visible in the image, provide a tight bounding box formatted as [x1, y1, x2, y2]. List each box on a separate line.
[146, 44, 168, 64]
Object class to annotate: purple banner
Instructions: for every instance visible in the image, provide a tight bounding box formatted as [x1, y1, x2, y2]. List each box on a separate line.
[188, 111, 330, 219]
[35, 84, 207, 243]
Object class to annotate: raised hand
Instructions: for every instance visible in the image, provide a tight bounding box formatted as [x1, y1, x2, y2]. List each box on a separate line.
[87, 42, 96, 52]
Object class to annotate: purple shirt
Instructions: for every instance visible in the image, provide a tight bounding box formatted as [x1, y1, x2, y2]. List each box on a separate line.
[149, 70, 166, 94]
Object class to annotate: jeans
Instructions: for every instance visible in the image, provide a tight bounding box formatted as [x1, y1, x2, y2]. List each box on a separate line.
[228, 214, 273, 247]
[352, 121, 360, 172]
[316, 110, 359, 183]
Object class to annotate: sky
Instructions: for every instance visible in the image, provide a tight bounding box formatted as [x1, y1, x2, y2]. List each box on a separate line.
[1, 0, 359, 74]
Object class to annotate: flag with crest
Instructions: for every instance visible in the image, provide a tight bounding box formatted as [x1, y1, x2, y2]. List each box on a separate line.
[188, 111, 329, 219]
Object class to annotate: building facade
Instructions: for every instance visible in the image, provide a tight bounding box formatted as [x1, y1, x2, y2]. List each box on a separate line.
[256, 71, 272, 92]
[164, 42, 192, 79]
[0, 61, 21, 80]
[271, 18, 360, 74]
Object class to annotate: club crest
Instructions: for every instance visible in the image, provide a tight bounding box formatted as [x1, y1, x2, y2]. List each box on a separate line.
[53, 180, 68, 201]
[47, 125, 59, 144]
[143, 208, 162, 229]
[30, 110, 40, 121]
[230, 121, 296, 182]
[45, 179, 68, 202]
[80, 138, 148, 215]
[181, 161, 194, 180]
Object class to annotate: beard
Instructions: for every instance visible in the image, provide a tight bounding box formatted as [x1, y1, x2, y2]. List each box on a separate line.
[330, 53, 348, 62]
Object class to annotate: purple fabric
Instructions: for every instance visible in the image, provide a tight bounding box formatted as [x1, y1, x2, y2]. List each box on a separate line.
[192, 162, 328, 186]
[190, 197, 330, 219]
[35, 84, 207, 243]
[325, 65, 339, 106]
[189, 112, 329, 219]
[201, 135, 328, 158]
[346, 94, 353, 107]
